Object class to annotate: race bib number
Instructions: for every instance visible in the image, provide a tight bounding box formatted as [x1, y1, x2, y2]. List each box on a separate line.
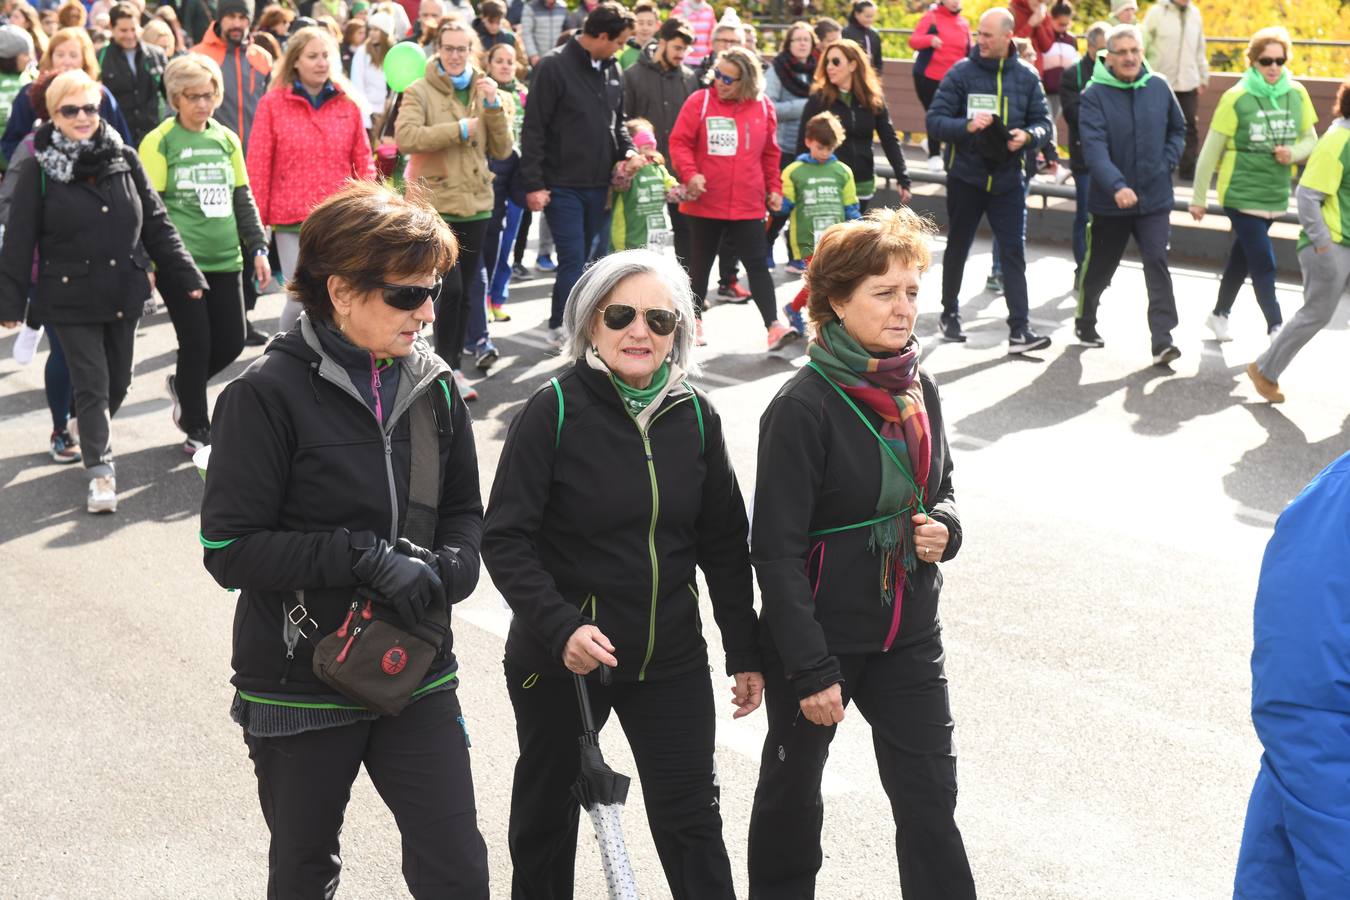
[706, 116, 738, 156]
[811, 215, 837, 251]
[195, 183, 231, 218]
[967, 94, 998, 119]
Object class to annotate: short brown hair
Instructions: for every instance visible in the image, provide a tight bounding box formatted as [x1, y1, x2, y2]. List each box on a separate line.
[108, 2, 138, 28]
[1336, 79, 1350, 119]
[805, 207, 935, 330]
[293, 181, 459, 321]
[1246, 26, 1292, 66]
[479, 0, 505, 20]
[802, 111, 844, 148]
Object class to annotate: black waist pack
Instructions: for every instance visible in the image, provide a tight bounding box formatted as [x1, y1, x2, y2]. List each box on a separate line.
[308, 383, 450, 717]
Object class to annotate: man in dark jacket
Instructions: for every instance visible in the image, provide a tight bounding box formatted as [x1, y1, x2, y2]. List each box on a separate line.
[100, 3, 168, 146]
[926, 7, 1053, 353]
[1059, 19, 1108, 272]
[1076, 23, 1185, 365]
[622, 17, 697, 270]
[520, 2, 638, 342]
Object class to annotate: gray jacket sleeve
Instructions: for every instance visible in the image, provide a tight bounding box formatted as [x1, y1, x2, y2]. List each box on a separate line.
[1297, 184, 1332, 250]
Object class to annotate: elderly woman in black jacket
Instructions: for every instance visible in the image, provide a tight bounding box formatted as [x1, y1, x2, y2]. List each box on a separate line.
[747, 208, 976, 900]
[0, 68, 205, 515]
[199, 180, 489, 898]
[483, 248, 761, 900]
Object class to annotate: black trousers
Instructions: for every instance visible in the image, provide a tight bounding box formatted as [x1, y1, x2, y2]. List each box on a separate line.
[940, 176, 1030, 332]
[433, 217, 487, 370]
[914, 74, 942, 158]
[514, 207, 532, 267]
[165, 269, 245, 433]
[505, 663, 734, 900]
[1175, 89, 1200, 178]
[747, 635, 975, 900]
[50, 317, 138, 476]
[243, 690, 489, 900]
[1075, 209, 1179, 353]
[688, 215, 776, 327]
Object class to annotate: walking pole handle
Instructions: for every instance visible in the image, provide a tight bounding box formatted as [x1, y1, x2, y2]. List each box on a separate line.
[573, 671, 598, 742]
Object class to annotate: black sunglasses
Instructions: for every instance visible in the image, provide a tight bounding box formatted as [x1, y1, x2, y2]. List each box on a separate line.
[825, 56, 846, 67]
[1257, 56, 1286, 67]
[57, 104, 100, 119]
[381, 280, 442, 310]
[601, 303, 680, 336]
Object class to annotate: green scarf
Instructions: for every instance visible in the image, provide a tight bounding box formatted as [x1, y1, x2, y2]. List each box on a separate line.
[1089, 52, 1153, 89]
[612, 362, 670, 415]
[1242, 65, 1291, 100]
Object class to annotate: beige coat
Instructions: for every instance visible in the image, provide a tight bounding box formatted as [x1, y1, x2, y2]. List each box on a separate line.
[396, 59, 513, 217]
[1142, 0, 1209, 93]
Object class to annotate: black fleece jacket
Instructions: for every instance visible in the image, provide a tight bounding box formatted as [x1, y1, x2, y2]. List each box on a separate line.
[200, 317, 482, 698]
[483, 360, 759, 683]
[795, 90, 910, 191]
[751, 364, 960, 700]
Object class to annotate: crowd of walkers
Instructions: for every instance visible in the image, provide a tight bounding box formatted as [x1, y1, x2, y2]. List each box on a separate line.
[0, 0, 1347, 893]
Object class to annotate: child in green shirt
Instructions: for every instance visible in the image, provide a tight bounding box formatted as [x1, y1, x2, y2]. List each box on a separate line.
[610, 117, 684, 252]
[777, 111, 861, 272]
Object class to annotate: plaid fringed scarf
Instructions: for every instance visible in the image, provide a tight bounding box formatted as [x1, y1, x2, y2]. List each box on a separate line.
[808, 321, 931, 606]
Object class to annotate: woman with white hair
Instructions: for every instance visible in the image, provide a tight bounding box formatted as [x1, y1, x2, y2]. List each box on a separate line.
[482, 248, 762, 900]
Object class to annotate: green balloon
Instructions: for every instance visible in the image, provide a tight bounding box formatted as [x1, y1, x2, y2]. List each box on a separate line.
[384, 42, 428, 93]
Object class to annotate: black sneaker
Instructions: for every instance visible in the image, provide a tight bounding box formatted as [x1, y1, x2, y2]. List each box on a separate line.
[1008, 328, 1052, 354]
[510, 263, 528, 280]
[1074, 323, 1105, 347]
[244, 321, 269, 346]
[939, 314, 967, 343]
[1152, 344, 1182, 366]
[183, 427, 210, 455]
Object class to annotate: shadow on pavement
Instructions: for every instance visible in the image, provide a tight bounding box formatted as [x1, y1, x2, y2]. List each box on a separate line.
[1223, 408, 1350, 522]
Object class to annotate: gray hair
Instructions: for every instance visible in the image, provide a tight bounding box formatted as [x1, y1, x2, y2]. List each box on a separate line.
[561, 249, 700, 374]
[1106, 23, 1142, 52]
[1085, 20, 1110, 52]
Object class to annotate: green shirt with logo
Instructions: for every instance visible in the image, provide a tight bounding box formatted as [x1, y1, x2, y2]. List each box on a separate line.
[1209, 78, 1317, 212]
[1296, 126, 1350, 251]
[611, 162, 676, 252]
[139, 118, 248, 272]
[0, 71, 32, 170]
[781, 156, 858, 259]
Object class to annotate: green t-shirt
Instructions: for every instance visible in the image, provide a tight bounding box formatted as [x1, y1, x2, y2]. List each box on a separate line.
[138, 118, 247, 272]
[618, 43, 642, 70]
[1296, 126, 1350, 250]
[1210, 80, 1317, 211]
[611, 162, 676, 252]
[781, 156, 858, 259]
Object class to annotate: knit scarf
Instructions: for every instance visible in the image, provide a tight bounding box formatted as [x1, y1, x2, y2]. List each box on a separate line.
[1242, 65, 1291, 100]
[772, 50, 816, 98]
[33, 119, 123, 184]
[808, 320, 931, 606]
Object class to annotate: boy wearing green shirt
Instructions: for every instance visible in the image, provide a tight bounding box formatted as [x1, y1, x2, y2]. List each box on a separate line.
[777, 111, 861, 269]
[610, 118, 682, 252]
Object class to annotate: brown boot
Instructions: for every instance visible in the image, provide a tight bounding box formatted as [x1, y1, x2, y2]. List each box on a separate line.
[1247, 362, 1285, 403]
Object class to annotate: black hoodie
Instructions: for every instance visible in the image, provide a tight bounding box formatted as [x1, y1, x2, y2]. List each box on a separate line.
[200, 315, 482, 699]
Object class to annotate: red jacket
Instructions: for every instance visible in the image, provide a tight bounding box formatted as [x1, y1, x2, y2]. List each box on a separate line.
[246, 85, 376, 226]
[668, 88, 781, 221]
[1011, 0, 1057, 73]
[909, 3, 971, 83]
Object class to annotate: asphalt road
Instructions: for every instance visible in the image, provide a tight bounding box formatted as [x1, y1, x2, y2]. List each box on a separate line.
[2, 232, 1346, 899]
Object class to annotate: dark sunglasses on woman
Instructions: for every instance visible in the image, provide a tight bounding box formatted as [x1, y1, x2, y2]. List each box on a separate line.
[381, 280, 442, 310]
[601, 303, 680, 336]
[57, 104, 100, 119]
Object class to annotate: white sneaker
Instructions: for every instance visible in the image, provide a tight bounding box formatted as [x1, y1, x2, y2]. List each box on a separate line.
[1206, 313, 1232, 343]
[1054, 166, 1073, 185]
[13, 324, 42, 364]
[87, 475, 117, 514]
[926, 155, 943, 172]
[546, 326, 565, 350]
[1268, 323, 1283, 343]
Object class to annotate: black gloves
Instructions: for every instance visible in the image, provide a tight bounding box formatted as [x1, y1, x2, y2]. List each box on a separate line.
[351, 535, 443, 628]
[394, 537, 463, 605]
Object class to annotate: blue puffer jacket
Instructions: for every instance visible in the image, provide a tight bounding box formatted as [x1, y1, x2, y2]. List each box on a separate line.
[1078, 61, 1186, 216]
[925, 45, 1051, 195]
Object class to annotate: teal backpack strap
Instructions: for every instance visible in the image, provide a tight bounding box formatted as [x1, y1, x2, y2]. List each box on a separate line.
[549, 377, 563, 449]
[690, 390, 704, 455]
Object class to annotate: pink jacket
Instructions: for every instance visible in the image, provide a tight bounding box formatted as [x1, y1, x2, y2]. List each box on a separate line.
[670, 1, 717, 65]
[246, 85, 376, 226]
[909, 4, 972, 83]
[669, 88, 780, 222]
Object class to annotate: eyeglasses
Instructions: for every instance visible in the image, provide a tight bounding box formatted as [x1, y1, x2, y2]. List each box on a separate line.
[439, 44, 471, 54]
[57, 103, 99, 119]
[381, 280, 442, 310]
[825, 56, 846, 67]
[1257, 56, 1286, 67]
[601, 303, 680, 336]
[181, 90, 216, 104]
[713, 70, 740, 85]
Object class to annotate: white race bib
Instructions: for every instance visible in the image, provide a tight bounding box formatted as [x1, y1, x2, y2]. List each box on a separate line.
[706, 116, 739, 156]
[195, 183, 231, 218]
[967, 93, 998, 119]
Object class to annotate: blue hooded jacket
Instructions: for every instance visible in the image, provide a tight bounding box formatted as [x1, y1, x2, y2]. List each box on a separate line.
[1233, 450, 1350, 898]
[1078, 57, 1186, 216]
[925, 45, 1052, 195]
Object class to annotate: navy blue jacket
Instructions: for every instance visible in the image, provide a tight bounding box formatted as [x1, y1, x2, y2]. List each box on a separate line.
[925, 46, 1051, 195]
[1078, 65, 1185, 216]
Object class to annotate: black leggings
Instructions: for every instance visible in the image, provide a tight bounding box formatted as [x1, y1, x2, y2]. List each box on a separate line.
[914, 74, 942, 158]
[244, 690, 489, 899]
[514, 207, 532, 267]
[505, 663, 735, 900]
[433, 217, 487, 370]
[164, 269, 245, 433]
[688, 215, 776, 328]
